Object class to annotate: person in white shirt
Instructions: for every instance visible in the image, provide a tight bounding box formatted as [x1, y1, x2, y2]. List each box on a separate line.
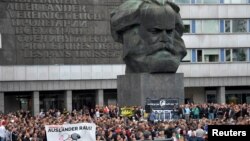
[184, 105, 191, 121]
[95, 109, 100, 119]
[0, 121, 6, 141]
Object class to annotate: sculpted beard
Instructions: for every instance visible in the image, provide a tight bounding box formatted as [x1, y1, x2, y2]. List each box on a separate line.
[123, 27, 183, 73]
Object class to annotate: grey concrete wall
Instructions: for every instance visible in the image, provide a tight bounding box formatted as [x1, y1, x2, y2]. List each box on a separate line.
[65, 90, 72, 112]
[96, 89, 104, 106]
[1, 76, 250, 92]
[217, 86, 226, 104]
[33, 91, 40, 116]
[0, 0, 123, 65]
[184, 76, 250, 87]
[0, 80, 117, 92]
[1, 63, 250, 81]
[118, 73, 184, 107]
[0, 65, 125, 81]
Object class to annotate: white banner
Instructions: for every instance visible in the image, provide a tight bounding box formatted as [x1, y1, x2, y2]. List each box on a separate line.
[45, 123, 96, 141]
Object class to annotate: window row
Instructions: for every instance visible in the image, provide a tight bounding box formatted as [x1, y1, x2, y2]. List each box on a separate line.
[182, 48, 250, 63]
[172, 0, 250, 4]
[183, 19, 250, 33]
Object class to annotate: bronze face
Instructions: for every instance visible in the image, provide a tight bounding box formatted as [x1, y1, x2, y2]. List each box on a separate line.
[111, 0, 187, 73]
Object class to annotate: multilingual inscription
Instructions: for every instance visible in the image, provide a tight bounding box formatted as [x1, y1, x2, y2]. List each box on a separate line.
[2, 0, 123, 64]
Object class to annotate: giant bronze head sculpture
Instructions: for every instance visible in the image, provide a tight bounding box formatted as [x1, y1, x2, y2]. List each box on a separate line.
[111, 0, 186, 73]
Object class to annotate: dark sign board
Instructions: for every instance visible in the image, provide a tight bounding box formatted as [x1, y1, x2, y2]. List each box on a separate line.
[146, 98, 179, 121]
[0, 0, 126, 65]
[146, 98, 179, 111]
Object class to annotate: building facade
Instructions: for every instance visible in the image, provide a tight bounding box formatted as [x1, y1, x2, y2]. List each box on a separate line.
[0, 0, 250, 115]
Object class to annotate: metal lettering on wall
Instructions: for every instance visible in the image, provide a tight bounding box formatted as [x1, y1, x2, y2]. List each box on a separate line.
[0, 0, 125, 64]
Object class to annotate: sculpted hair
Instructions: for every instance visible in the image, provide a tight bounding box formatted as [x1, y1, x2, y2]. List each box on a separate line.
[110, 0, 184, 43]
[110, 0, 186, 60]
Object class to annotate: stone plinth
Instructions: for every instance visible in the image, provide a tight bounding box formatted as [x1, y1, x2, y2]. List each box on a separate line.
[117, 73, 184, 107]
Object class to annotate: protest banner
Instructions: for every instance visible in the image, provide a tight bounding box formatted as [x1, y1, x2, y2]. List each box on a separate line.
[45, 123, 96, 141]
[121, 107, 134, 117]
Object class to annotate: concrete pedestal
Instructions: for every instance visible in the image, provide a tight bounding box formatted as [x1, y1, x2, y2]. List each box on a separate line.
[117, 73, 184, 107]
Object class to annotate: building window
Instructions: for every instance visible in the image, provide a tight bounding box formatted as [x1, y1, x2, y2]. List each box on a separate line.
[197, 49, 203, 62]
[232, 48, 247, 61]
[204, 49, 220, 62]
[174, 0, 191, 4]
[194, 49, 220, 62]
[224, 19, 248, 33]
[191, 19, 249, 33]
[196, 20, 219, 33]
[182, 49, 191, 62]
[204, 55, 219, 62]
[225, 49, 231, 61]
[196, 21, 202, 33]
[233, 19, 247, 32]
[183, 20, 191, 33]
[225, 48, 248, 62]
[225, 20, 231, 32]
[196, 0, 220, 4]
[224, 0, 248, 4]
[203, 20, 219, 33]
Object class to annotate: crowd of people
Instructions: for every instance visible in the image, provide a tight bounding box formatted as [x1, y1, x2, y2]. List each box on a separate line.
[0, 103, 250, 141]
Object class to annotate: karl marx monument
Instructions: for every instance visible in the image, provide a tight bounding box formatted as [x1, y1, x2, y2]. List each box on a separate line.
[110, 0, 187, 106]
